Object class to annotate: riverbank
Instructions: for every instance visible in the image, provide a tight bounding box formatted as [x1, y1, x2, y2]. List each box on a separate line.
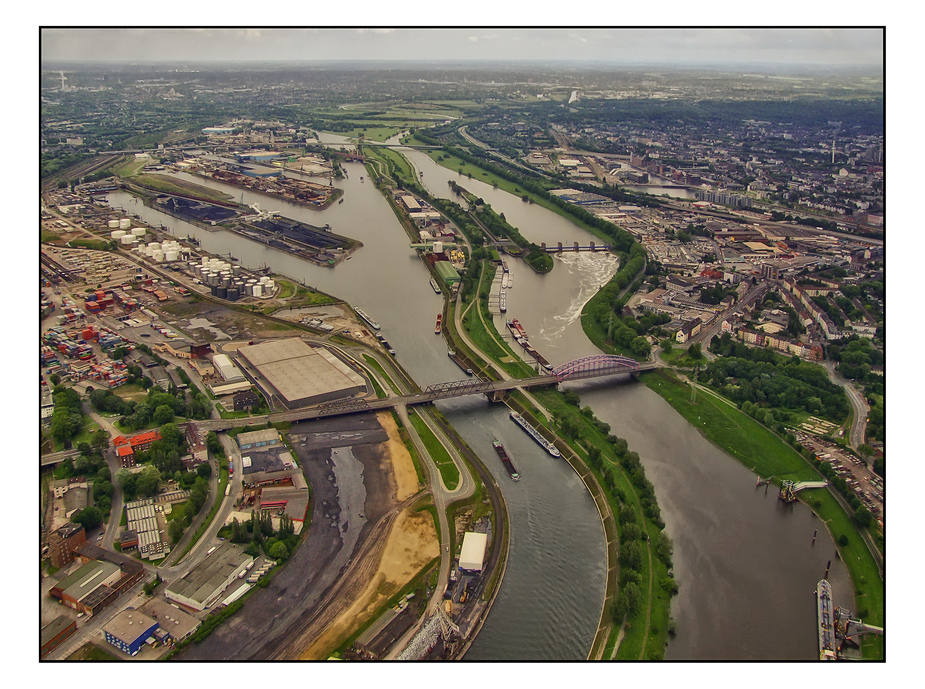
[642, 368, 884, 659]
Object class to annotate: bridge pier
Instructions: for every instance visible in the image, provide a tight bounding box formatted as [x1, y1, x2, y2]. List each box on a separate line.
[486, 390, 507, 403]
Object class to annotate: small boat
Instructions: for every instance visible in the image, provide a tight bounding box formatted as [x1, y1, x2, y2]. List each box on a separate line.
[430, 277, 442, 294]
[435, 313, 443, 334]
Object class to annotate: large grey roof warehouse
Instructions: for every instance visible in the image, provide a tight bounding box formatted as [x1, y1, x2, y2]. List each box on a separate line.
[236, 338, 366, 408]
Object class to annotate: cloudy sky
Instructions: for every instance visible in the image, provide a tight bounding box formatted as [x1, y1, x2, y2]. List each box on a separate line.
[40, 27, 884, 67]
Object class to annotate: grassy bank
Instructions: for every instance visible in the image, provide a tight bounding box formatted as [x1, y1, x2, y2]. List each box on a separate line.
[408, 409, 460, 490]
[643, 368, 884, 659]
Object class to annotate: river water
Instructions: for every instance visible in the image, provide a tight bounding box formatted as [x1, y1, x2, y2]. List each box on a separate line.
[104, 135, 850, 660]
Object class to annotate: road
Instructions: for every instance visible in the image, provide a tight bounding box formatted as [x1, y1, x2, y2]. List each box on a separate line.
[822, 360, 870, 452]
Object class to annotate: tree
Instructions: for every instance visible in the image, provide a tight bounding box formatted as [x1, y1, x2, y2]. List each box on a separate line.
[268, 541, 289, 561]
[168, 517, 187, 544]
[136, 466, 161, 498]
[71, 506, 102, 530]
[153, 404, 174, 426]
[196, 462, 212, 479]
[117, 469, 138, 501]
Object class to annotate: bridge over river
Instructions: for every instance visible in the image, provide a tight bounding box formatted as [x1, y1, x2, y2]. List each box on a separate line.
[194, 355, 656, 433]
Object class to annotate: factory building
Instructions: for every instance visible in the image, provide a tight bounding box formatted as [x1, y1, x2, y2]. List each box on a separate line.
[139, 597, 202, 646]
[459, 532, 488, 573]
[164, 542, 253, 612]
[236, 338, 366, 409]
[41, 616, 78, 658]
[103, 609, 159, 656]
[49, 560, 122, 615]
[236, 428, 281, 451]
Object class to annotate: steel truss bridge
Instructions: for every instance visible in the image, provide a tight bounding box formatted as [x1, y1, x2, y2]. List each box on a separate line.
[194, 355, 656, 433]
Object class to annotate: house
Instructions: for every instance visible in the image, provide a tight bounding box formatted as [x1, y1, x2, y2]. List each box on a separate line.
[676, 317, 703, 344]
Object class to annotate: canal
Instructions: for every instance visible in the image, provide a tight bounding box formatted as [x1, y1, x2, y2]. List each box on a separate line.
[105, 136, 850, 660]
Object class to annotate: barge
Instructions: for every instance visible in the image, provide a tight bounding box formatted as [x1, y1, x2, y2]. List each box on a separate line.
[510, 411, 561, 457]
[435, 313, 442, 335]
[448, 350, 473, 375]
[430, 278, 442, 294]
[355, 308, 380, 330]
[492, 440, 520, 480]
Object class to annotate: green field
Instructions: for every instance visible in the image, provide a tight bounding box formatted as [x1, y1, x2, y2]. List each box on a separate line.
[132, 174, 235, 203]
[408, 409, 460, 490]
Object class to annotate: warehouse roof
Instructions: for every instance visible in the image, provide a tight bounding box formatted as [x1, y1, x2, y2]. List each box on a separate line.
[165, 542, 251, 607]
[105, 609, 158, 644]
[237, 338, 365, 406]
[459, 532, 488, 571]
[236, 428, 280, 447]
[57, 560, 120, 601]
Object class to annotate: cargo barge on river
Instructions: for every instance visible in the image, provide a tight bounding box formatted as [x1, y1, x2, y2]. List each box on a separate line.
[492, 440, 520, 480]
[355, 308, 380, 330]
[510, 412, 560, 457]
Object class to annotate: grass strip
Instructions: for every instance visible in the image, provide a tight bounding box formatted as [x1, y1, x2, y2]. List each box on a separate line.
[408, 409, 460, 490]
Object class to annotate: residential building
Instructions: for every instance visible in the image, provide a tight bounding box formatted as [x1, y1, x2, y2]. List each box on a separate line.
[48, 523, 86, 569]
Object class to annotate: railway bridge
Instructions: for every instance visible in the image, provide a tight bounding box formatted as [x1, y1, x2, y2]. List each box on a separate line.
[193, 355, 656, 433]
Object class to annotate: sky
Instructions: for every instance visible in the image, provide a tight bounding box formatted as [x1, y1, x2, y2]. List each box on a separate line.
[40, 27, 884, 68]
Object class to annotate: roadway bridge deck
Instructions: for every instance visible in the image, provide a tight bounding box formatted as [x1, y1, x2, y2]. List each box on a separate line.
[195, 356, 656, 433]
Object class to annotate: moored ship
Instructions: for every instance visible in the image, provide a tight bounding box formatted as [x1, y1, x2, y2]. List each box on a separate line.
[355, 308, 380, 330]
[435, 313, 442, 334]
[510, 411, 561, 457]
[430, 277, 442, 294]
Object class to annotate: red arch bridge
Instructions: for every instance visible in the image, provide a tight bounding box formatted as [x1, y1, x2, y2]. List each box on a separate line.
[193, 355, 658, 432]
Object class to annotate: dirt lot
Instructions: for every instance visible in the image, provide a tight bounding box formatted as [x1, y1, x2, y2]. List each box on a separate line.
[298, 508, 439, 659]
[178, 411, 431, 660]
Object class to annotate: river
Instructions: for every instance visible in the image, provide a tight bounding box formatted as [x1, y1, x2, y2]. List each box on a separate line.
[104, 134, 850, 660]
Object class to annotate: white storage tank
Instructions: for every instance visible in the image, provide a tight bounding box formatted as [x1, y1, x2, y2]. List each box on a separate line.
[111, 230, 126, 240]
[119, 218, 131, 230]
[265, 279, 275, 292]
[433, 241, 444, 254]
[253, 284, 263, 298]
[108, 219, 120, 229]
[131, 227, 147, 237]
[153, 251, 165, 262]
[165, 251, 179, 262]
[121, 235, 136, 245]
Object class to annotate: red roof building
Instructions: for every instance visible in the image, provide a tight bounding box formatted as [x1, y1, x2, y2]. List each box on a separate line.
[129, 429, 161, 451]
[116, 444, 135, 467]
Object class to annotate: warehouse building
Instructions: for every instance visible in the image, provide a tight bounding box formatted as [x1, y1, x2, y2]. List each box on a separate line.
[236, 338, 366, 409]
[103, 609, 159, 656]
[459, 532, 488, 573]
[237, 428, 281, 451]
[50, 560, 122, 615]
[164, 542, 253, 612]
[211, 354, 245, 384]
[41, 615, 78, 658]
[139, 597, 201, 646]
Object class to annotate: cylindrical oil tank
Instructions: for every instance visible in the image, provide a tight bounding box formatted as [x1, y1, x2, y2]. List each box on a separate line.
[121, 235, 135, 245]
[131, 227, 147, 237]
[216, 287, 227, 299]
[119, 218, 131, 229]
[153, 251, 165, 262]
[265, 279, 275, 292]
[165, 251, 179, 262]
[210, 285, 218, 296]
[253, 284, 263, 298]
[108, 219, 120, 229]
[111, 230, 126, 240]
[227, 288, 239, 301]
